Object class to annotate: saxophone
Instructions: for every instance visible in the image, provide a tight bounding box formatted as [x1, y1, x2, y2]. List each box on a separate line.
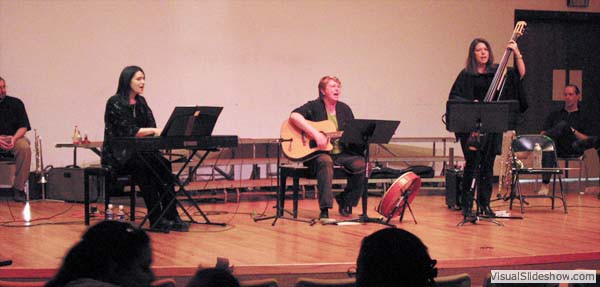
[497, 130, 516, 197]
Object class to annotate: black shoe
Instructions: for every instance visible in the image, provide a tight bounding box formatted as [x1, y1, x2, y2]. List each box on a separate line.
[171, 216, 190, 232]
[335, 194, 351, 217]
[13, 188, 26, 202]
[479, 205, 495, 217]
[462, 208, 473, 217]
[149, 218, 173, 233]
[319, 208, 329, 219]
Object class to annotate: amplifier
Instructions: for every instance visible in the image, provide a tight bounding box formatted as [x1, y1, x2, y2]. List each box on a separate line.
[27, 172, 43, 200]
[445, 168, 463, 209]
[47, 168, 104, 202]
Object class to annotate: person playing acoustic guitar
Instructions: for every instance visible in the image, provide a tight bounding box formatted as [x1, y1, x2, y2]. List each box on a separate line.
[289, 75, 366, 219]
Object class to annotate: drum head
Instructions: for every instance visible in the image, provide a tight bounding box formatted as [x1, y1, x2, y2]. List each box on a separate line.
[376, 171, 421, 218]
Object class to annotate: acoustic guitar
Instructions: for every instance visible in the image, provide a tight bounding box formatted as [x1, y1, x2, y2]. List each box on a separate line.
[280, 119, 343, 161]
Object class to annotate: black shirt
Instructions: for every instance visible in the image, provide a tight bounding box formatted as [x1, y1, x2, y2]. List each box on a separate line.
[448, 66, 528, 155]
[293, 98, 355, 130]
[0, 95, 31, 135]
[292, 98, 363, 155]
[543, 108, 589, 135]
[101, 94, 156, 169]
[449, 66, 528, 112]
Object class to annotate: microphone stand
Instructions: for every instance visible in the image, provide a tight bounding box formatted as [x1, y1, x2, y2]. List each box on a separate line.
[253, 138, 313, 225]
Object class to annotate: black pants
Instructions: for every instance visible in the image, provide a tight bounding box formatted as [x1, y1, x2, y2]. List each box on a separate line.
[544, 121, 581, 158]
[124, 152, 179, 224]
[305, 152, 366, 209]
[543, 121, 579, 184]
[459, 134, 497, 210]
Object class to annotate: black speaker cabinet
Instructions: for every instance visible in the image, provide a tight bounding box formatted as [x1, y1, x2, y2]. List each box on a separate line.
[445, 168, 463, 209]
[47, 168, 104, 202]
[27, 172, 43, 200]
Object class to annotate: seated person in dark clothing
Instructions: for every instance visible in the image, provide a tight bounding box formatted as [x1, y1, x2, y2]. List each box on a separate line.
[356, 228, 438, 287]
[102, 66, 188, 232]
[539, 84, 599, 195]
[289, 76, 366, 219]
[0, 76, 32, 202]
[45, 221, 155, 287]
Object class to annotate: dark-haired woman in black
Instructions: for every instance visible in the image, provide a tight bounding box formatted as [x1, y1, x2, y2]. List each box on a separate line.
[449, 38, 528, 217]
[102, 66, 188, 232]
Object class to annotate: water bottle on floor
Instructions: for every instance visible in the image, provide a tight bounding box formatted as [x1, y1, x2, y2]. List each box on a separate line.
[105, 204, 114, 220]
[117, 205, 126, 222]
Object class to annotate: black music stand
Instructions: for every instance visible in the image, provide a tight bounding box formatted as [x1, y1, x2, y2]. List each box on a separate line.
[335, 119, 400, 226]
[161, 106, 222, 137]
[446, 100, 521, 226]
[137, 149, 228, 232]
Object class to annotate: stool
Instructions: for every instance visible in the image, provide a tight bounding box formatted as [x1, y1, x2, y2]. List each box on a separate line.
[278, 164, 347, 218]
[84, 167, 137, 225]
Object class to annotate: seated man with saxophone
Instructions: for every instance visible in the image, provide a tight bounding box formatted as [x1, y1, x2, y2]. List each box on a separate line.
[539, 84, 600, 195]
[0, 76, 32, 202]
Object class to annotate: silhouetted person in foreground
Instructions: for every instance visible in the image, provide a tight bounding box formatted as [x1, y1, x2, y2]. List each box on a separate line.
[356, 228, 437, 287]
[45, 221, 155, 287]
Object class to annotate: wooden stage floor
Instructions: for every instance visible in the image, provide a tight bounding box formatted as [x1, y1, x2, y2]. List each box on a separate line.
[1, 183, 600, 284]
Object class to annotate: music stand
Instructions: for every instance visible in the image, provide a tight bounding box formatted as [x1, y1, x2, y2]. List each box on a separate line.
[161, 106, 223, 137]
[335, 119, 400, 226]
[446, 100, 521, 226]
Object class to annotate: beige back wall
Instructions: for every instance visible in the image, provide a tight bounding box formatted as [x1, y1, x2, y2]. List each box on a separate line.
[1, 0, 598, 168]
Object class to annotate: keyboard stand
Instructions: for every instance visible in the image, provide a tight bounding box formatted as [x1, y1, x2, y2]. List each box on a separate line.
[138, 149, 226, 230]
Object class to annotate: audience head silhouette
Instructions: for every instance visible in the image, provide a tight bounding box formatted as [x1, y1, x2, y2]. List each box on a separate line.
[45, 220, 154, 287]
[186, 268, 240, 287]
[356, 228, 437, 287]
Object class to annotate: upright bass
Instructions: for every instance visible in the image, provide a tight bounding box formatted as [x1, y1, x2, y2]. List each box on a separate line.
[466, 21, 527, 151]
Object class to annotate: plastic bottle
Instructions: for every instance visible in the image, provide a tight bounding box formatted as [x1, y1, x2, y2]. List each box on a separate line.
[106, 203, 114, 220]
[72, 126, 82, 144]
[117, 205, 126, 222]
[533, 143, 542, 169]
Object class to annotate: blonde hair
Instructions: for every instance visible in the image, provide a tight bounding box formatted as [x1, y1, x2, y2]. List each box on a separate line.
[318, 76, 341, 99]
